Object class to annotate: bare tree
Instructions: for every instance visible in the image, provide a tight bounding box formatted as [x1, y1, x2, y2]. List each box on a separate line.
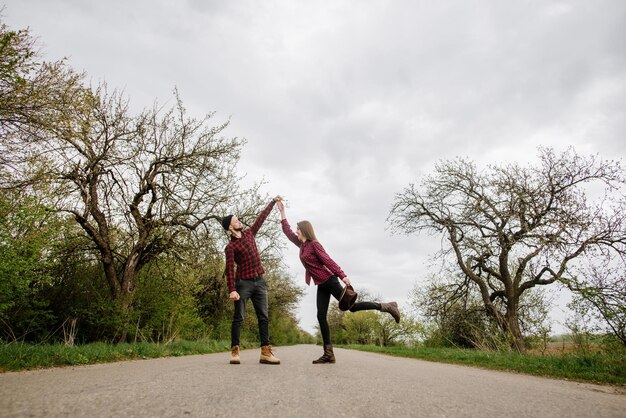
[1, 82, 247, 340]
[389, 147, 626, 351]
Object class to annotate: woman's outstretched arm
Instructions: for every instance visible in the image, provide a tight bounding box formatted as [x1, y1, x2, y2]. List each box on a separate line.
[278, 200, 301, 247]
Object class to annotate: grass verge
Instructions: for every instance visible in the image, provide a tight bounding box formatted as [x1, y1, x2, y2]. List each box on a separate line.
[0, 340, 250, 372]
[340, 344, 626, 386]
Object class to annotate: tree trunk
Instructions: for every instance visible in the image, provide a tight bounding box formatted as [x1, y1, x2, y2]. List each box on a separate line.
[99, 256, 138, 343]
[115, 289, 134, 343]
[485, 299, 527, 352]
[506, 310, 526, 352]
[114, 259, 141, 343]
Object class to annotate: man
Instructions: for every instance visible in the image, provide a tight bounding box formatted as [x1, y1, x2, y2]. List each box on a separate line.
[222, 196, 281, 365]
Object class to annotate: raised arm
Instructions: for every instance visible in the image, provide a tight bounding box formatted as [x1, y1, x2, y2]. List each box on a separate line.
[278, 200, 301, 247]
[250, 198, 278, 235]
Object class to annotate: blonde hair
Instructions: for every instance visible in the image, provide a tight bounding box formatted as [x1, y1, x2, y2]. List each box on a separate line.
[297, 220, 317, 241]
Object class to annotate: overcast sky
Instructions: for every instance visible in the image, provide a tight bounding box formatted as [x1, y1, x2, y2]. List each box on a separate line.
[3, 1, 625, 334]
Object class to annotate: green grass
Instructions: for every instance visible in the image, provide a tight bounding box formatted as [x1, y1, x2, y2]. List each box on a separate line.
[0, 340, 249, 372]
[340, 344, 626, 386]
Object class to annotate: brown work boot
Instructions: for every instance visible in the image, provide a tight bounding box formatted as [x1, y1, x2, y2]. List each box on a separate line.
[259, 345, 280, 364]
[312, 344, 336, 364]
[380, 302, 401, 323]
[230, 345, 240, 364]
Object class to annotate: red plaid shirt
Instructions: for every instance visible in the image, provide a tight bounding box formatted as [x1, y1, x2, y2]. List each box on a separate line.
[281, 218, 346, 286]
[225, 200, 276, 293]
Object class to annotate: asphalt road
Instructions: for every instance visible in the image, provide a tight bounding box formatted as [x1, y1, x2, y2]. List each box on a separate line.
[1, 344, 624, 417]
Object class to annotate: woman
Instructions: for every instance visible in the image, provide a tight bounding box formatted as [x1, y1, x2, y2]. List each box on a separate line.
[277, 200, 400, 364]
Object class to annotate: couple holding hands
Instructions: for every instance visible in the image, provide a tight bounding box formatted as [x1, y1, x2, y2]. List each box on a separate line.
[221, 196, 401, 365]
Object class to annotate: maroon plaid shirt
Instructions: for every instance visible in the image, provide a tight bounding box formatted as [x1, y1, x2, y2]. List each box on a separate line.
[225, 200, 276, 293]
[281, 218, 346, 286]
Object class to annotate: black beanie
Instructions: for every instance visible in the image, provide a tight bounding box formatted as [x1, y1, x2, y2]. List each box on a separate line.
[221, 215, 234, 231]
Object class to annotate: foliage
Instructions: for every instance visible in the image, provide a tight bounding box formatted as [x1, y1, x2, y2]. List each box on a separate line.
[343, 311, 379, 344]
[0, 189, 63, 341]
[565, 253, 626, 347]
[0, 214, 310, 345]
[128, 260, 207, 343]
[266, 270, 309, 345]
[411, 275, 551, 350]
[389, 147, 626, 351]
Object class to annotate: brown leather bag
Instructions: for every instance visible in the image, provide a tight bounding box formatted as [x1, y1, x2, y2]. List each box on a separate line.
[338, 285, 358, 311]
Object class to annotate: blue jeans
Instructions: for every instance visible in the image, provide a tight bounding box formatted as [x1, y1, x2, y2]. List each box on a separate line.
[231, 276, 270, 347]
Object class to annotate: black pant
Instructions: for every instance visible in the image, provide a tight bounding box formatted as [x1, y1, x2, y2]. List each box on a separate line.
[231, 276, 270, 347]
[316, 275, 381, 345]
